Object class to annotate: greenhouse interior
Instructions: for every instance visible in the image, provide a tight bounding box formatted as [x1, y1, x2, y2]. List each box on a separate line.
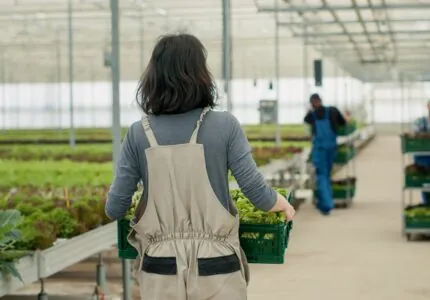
[0, 0, 430, 299]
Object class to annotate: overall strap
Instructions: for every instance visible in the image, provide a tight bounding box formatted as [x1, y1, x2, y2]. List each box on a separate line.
[141, 116, 159, 147]
[324, 107, 330, 119]
[189, 107, 211, 144]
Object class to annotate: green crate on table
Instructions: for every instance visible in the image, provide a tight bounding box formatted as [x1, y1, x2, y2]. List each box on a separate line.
[334, 147, 356, 164]
[337, 123, 356, 136]
[404, 204, 430, 229]
[404, 174, 430, 188]
[332, 186, 356, 199]
[117, 219, 138, 260]
[404, 216, 430, 229]
[313, 188, 355, 200]
[239, 221, 292, 264]
[401, 135, 430, 153]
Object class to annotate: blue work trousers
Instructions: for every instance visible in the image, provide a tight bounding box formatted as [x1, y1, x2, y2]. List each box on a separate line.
[414, 155, 430, 204]
[312, 147, 337, 213]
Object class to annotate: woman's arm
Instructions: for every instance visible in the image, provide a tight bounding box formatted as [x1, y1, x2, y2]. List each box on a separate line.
[105, 128, 141, 220]
[227, 114, 294, 220]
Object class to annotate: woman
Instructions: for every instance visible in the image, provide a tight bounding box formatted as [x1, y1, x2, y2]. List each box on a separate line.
[105, 34, 295, 300]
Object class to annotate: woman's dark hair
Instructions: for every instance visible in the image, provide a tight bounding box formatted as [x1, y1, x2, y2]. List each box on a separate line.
[136, 34, 218, 115]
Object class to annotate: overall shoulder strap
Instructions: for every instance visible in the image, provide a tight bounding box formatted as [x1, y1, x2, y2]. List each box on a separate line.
[189, 107, 211, 144]
[141, 116, 159, 147]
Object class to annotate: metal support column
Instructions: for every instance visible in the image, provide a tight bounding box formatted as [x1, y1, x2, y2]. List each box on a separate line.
[67, 0, 75, 147]
[222, 0, 232, 112]
[334, 64, 338, 107]
[139, 7, 144, 73]
[110, 0, 131, 299]
[55, 30, 62, 131]
[274, 0, 281, 147]
[370, 85, 375, 126]
[91, 66, 96, 127]
[303, 23, 308, 107]
[96, 252, 106, 295]
[1, 49, 5, 130]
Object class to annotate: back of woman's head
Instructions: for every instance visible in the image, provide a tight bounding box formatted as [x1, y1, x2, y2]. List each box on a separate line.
[136, 34, 217, 115]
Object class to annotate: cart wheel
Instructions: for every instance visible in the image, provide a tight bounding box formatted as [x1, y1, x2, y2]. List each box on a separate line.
[406, 233, 412, 241]
[335, 202, 347, 209]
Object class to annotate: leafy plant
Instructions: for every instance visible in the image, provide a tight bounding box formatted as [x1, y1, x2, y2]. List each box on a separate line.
[0, 209, 26, 281]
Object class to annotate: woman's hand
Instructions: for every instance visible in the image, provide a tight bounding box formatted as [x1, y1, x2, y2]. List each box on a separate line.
[283, 201, 295, 222]
[269, 192, 296, 222]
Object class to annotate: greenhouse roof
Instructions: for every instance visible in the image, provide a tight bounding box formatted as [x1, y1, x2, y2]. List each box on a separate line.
[1, 0, 430, 83]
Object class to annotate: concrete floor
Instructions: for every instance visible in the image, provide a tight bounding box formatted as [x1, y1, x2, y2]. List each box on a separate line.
[7, 136, 430, 300]
[247, 136, 430, 300]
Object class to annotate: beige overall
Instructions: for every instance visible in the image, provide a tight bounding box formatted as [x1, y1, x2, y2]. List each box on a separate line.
[128, 108, 250, 300]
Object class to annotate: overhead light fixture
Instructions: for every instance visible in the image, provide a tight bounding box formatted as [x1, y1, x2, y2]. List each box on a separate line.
[155, 8, 167, 16]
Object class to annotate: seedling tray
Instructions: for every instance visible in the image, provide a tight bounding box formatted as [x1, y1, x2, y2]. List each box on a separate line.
[239, 221, 292, 264]
[117, 219, 138, 260]
[404, 174, 430, 188]
[401, 135, 430, 153]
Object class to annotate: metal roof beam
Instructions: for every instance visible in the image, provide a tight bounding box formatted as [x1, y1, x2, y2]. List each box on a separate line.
[258, 3, 430, 13]
[297, 30, 430, 37]
[319, 0, 364, 61]
[351, 0, 380, 60]
[322, 48, 430, 54]
[278, 18, 430, 26]
[307, 37, 430, 45]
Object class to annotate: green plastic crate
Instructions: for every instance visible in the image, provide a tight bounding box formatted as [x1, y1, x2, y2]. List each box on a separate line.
[332, 184, 356, 199]
[239, 222, 292, 264]
[337, 124, 356, 136]
[334, 147, 356, 164]
[118, 219, 294, 263]
[117, 219, 138, 260]
[404, 216, 430, 229]
[404, 174, 430, 188]
[401, 135, 430, 153]
[314, 188, 356, 199]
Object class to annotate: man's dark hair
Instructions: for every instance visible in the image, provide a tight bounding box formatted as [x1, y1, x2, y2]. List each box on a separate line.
[136, 34, 218, 115]
[310, 93, 321, 102]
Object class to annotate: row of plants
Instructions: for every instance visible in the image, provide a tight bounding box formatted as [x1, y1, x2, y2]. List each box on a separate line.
[0, 209, 27, 280]
[0, 142, 307, 163]
[2, 125, 310, 143]
[0, 160, 113, 188]
[0, 187, 110, 251]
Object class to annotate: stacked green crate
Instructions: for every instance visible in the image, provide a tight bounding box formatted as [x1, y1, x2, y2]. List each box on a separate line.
[401, 132, 430, 239]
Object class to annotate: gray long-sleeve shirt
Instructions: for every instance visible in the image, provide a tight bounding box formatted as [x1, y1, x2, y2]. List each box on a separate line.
[105, 108, 276, 220]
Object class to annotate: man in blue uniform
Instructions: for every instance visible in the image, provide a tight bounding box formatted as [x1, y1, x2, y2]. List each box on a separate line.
[304, 93, 346, 215]
[412, 101, 430, 204]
